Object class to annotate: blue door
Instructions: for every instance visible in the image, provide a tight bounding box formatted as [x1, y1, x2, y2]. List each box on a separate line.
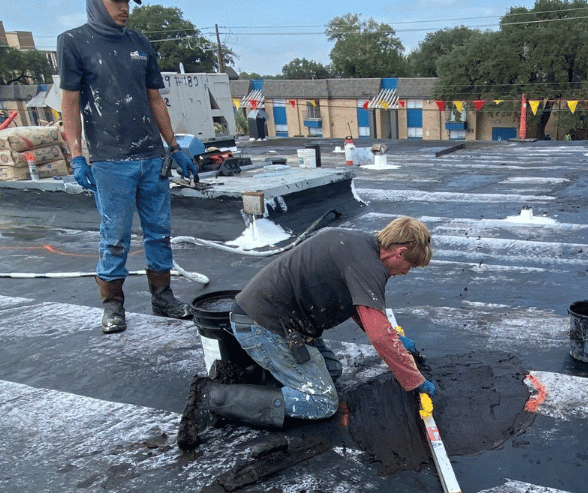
[273, 106, 288, 137]
[492, 127, 517, 141]
[407, 108, 423, 140]
[357, 107, 370, 138]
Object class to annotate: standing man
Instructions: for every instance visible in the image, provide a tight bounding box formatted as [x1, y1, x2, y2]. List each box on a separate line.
[178, 216, 435, 450]
[57, 0, 199, 333]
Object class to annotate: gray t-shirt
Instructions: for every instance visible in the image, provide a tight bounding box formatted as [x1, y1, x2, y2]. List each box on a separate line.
[57, 24, 164, 162]
[236, 228, 388, 338]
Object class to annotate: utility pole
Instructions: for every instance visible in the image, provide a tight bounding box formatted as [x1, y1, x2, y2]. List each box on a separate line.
[519, 93, 527, 140]
[215, 24, 225, 73]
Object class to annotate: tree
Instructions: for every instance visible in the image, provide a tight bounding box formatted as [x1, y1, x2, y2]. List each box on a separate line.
[237, 71, 282, 80]
[0, 46, 54, 85]
[407, 26, 479, 77]
[435, 0, 588, 138]
[281, 58, 332, 79]
[127, 5, 233, 73]
[326, 14, 408, 78]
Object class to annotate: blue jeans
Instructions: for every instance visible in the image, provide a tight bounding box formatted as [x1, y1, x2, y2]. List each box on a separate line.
[92, 158, 172, 280]
[231, 321, 339, 420]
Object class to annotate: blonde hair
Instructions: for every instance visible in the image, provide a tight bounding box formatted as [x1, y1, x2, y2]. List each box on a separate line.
[376, 216, 433, 267]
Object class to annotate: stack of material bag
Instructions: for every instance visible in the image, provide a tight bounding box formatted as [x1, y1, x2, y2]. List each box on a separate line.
[0, 126, 70, 181]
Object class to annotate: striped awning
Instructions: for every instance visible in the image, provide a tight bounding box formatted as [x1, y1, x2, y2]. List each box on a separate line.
[26, 90, 48, 108]
[367, 88, 398, 109]
[240, 89, 265, 108]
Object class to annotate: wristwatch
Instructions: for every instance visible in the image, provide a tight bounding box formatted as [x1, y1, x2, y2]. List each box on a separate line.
[170, 143, 181, 154]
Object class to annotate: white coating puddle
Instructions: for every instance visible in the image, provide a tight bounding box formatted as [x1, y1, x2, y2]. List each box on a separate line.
[360, 163, 401, 170]
[226, 217, 292, 250]
[504, 207, 558, 225]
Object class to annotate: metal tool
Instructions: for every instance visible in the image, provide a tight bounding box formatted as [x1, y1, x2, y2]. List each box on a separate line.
[386, 308, 461, 493]
[160, 152, 173, 178]
[419, 393, 461, 493]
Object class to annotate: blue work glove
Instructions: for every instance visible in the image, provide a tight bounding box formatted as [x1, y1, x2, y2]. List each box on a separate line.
[71, 156, 97, 192]
[416, 379, 436, 396]
[399, 335, 416, 353]
[171, 150, 199, 181]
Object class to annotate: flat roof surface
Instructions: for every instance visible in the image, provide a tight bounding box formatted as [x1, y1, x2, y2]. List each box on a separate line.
[1, 138, 587, 492]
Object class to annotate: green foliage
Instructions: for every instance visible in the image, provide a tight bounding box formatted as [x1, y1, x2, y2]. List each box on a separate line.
[407, 26, 479, 77]
[325, 14, 408, 78]
[238, 71, 282, 80]
[233, 109, 249, 135]
[127, 5, 233, 73]
[237, 71, 263, 80]
[434, 0, 588, 137]
[0, 46, 54, 85]
[281, 58, 333, 79]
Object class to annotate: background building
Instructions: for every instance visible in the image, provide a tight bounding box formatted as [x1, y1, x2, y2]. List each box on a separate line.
[230, 77, 536, 142]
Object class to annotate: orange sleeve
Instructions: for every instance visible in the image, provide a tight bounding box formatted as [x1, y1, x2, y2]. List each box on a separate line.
[355, 305, 425, 391]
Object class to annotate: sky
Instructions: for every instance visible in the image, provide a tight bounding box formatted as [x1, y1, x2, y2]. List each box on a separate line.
[2, 0, 538, 76]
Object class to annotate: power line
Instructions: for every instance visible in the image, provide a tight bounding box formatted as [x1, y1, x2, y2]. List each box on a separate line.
[30, 5, 588, 40]
[219, 14, 588, 36]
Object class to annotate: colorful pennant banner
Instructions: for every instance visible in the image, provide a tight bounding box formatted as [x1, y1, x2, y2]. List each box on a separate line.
[433, 98, 584, 114]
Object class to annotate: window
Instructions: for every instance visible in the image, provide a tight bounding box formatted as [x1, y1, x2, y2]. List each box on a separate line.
[449, 107, 467, 122]
[408, 127, 423, 139]
[306, 101, 320, 119]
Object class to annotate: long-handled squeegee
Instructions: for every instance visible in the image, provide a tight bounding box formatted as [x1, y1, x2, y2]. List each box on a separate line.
[385, 309, 461, 493]
[419, 393, 461, 493]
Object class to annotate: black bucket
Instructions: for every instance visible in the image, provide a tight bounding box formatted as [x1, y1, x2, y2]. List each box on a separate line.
[568, 301, 588, 363]
[190, 290, 255, 373]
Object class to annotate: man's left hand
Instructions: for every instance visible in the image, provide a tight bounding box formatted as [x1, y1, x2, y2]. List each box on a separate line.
[416, 379, 435, 396]
[171, 150, 199, 180]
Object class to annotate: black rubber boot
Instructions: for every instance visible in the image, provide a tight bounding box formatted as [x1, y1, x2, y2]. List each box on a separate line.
[95, 277, 126, 334]
[146, 269, 190, 319]
[177, 377, 285, 451]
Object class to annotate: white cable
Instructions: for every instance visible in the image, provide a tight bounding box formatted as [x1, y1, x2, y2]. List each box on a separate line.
[0, 268, 209, 284]
[171, 235, 291, 257]
[171, 208, 342, 258]
[172, 261, 209, 284]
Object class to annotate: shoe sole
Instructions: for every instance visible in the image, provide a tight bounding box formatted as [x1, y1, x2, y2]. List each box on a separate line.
[177, 377, 213, 450]
[152, 306, 191, 319]
[102, 323, 127, 334]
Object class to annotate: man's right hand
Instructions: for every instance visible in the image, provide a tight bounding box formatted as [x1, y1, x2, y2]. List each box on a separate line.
[171, 150, 199, 180]
[71, 156, 97, 192]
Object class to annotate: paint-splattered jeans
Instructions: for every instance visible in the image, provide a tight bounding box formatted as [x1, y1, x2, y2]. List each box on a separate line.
[231, 321, 339, 420]
[92, 157, 172, 280]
